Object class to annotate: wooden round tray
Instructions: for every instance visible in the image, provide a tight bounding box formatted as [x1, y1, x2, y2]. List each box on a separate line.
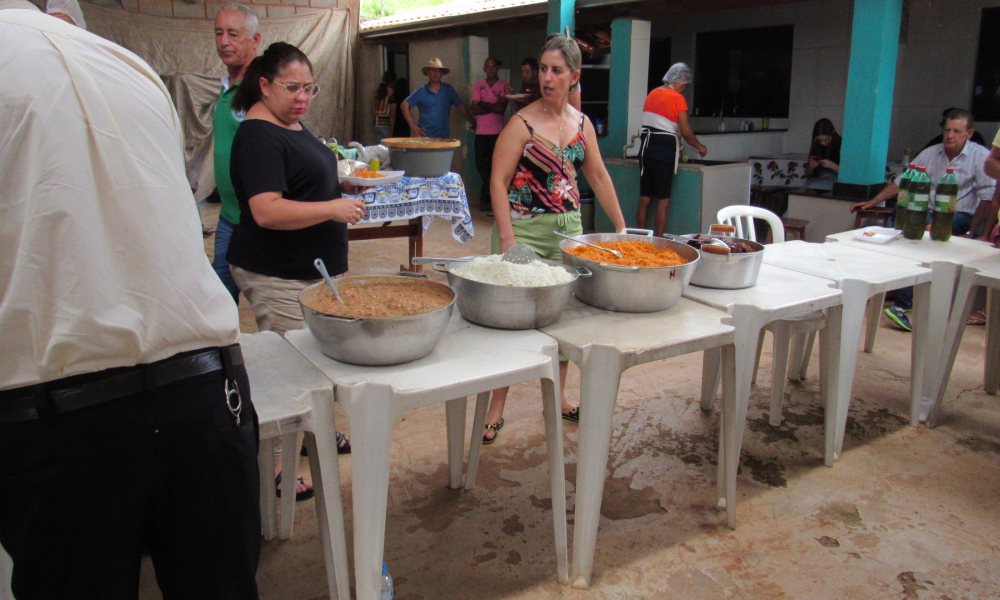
[381, 137, 461, 149]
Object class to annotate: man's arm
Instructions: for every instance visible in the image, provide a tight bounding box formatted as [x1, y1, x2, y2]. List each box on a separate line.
[456, 102, 477, 129]
[850, 182, 898, 213]
[447, 86, 476, 128]
[400, 99, 424, 137]
[977, 146, 1000, 240]
[985, 145, 1000, 180]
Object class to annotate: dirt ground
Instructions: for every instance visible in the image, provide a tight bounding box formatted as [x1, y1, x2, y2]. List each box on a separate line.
[137, 201, 1000, 600]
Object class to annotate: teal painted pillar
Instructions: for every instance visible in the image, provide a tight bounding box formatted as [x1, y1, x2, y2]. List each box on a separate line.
[599, 19, 633, 157]
[840, 0, 903, 185]
[547, 0, 574, 35]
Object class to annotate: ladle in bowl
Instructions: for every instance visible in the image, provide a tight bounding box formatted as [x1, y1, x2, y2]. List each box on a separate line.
[313, 258, 345, 304]
[553, 231, 624, 258]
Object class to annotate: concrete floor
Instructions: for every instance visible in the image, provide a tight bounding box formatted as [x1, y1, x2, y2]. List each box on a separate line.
[140, 203, 1000, 599]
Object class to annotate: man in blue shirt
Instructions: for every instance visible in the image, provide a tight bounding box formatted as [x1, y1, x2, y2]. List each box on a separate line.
[401, 57, 475, 138]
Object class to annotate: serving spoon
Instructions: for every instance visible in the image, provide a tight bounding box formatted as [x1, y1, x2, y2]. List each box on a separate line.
[501, 242, 538, 264]
[313, 258, 345, 304]
[553, 231, 624, 258]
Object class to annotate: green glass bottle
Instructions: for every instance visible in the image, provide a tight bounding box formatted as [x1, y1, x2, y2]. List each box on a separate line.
[903, 167, 931, 240]
[931, 168, 958, 242]
[894, 163, 915, 230]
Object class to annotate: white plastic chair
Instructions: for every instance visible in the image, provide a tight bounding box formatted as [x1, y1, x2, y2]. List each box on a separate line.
[717, 206, 827, 425]
[243, 332, 351, 600]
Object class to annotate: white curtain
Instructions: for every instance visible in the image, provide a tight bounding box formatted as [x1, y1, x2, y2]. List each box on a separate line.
[81, 3, 356, 198]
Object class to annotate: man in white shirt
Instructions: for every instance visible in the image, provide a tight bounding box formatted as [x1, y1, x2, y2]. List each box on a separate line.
[851, 109, 995, 232]
[0, 4, 260, 598]
[850, 109, 995, 331]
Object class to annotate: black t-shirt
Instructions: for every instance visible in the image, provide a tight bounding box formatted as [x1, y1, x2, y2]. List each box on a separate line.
[227, 120, 348, 280]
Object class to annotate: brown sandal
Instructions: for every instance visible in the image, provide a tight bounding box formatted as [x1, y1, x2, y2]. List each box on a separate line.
[967, 310, 987, 326]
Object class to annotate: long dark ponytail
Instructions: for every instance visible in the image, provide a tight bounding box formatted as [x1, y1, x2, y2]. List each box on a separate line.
[231, 42, 313, 114]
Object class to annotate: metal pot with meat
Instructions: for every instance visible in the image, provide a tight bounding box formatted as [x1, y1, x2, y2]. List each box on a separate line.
[682, 224, 764, 289]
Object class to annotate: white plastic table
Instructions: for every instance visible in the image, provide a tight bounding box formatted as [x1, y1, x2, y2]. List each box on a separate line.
[241, 332, 351, 600]
[540, 297, 735, 588]
[930, 255, 1000, 426]
[826, 230, 1000, 420]
[683, 263, 845, 466]
[287, 315, 568, 600]
[762, 241, 933, 427]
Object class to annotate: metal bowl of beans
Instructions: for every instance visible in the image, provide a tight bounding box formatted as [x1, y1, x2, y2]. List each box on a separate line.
[414, 255, 591, 329]
[299, 272, 456, 365]
[559, 229, 700, 313]
[682, 234, 764, 289]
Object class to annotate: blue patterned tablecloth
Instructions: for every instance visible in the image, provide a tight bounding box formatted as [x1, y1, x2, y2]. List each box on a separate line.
[346, 172, 475, 243]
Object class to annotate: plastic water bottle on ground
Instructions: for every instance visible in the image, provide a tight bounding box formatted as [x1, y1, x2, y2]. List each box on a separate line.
[381, 563, 393, 600]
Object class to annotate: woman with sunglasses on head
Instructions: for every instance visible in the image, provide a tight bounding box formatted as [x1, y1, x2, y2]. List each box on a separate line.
[481, 34, 627, 444]
[227, 42, 362, 498]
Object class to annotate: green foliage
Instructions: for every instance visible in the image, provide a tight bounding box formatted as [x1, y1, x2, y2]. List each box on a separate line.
[361, 0, 456, 21]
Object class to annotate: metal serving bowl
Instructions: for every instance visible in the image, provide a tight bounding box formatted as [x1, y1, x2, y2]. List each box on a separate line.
[298, 273, 455, 366]
[559, 229, 700, 313]
[427, 257, 591, 329]
[684, 235, 765, 289]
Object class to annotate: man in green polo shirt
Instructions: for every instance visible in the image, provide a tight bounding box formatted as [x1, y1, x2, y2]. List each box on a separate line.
[212, 3, 260, 304]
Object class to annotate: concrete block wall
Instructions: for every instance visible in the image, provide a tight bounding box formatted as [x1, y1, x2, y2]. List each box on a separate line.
[85, 0, 353, 21]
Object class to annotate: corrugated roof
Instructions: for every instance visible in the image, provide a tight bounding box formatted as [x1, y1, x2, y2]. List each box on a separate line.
[361, 0, 546, 34]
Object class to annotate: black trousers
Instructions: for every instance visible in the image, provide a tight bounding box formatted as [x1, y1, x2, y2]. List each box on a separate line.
[0, 362, 260, 600]
[475, 134, 500, 207]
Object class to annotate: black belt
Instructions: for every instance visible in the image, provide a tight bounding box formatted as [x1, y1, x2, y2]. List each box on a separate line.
[0, 345, 244, 425]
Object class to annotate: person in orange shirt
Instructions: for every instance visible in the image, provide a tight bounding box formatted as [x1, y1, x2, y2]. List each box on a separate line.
[636, 63, 707, 237]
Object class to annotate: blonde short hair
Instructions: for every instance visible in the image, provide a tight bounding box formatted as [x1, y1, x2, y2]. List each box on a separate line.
[541, 34, 582, 89]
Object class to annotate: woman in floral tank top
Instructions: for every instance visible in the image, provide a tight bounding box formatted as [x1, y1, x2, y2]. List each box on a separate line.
[481, 34, 627, 444]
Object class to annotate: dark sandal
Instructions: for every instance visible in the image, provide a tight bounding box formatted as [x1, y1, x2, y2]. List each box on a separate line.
[276, 473, 314, 502]
[967, 310, 987, 326]
[562, 407, 580, 423]
[301, 431, 350, 455]
[482, 418, 504, 445]
[336, 431, 351, 454]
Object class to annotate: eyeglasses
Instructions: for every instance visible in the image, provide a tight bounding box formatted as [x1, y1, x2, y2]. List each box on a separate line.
[271, 81, 321, 97]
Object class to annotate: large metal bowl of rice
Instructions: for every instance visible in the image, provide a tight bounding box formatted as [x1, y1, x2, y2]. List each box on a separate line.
[430, 255, 591, 329]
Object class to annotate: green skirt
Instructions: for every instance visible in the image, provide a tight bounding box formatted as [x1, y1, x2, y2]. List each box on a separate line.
[490, 210, 582, 261]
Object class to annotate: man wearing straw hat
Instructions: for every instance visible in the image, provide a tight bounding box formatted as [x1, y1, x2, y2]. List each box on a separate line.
[402, 57, 476, 139]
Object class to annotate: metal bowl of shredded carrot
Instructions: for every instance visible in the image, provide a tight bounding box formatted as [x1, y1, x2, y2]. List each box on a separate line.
[560, 232, 699, 312]
[564, 240, 691, 268]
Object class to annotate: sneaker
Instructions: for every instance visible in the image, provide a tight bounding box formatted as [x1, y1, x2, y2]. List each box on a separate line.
[884, 305, 912, 332]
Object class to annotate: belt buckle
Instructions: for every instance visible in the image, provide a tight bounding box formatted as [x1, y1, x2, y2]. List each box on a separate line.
[225, 379, 242, 426]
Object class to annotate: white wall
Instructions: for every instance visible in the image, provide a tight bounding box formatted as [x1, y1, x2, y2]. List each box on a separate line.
[652, 0, 853, 157]
[891, 0, 1000, 157]
[651, 0, 998, 163]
